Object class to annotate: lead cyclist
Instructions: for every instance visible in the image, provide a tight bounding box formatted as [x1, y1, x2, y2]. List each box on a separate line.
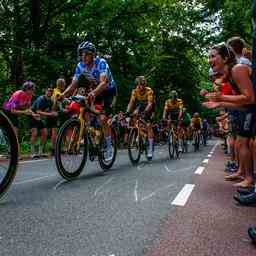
[62, 41, 117, 161]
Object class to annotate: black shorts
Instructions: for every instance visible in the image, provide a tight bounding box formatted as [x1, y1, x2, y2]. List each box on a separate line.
[46, 117, 58, 129]
[95, 89, 115, 116]
[228, 111, 239, 136]
[29, 117, 47, 130]
[236, 110, 255, 138]
[166, 111, 179, 124]
[29, 117, 58, 130]
[135, 103, 155, 122]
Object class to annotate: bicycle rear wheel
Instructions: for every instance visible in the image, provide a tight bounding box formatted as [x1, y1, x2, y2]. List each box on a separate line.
[0, 112, 18, 199]
[55, 118, 87, 181]
[128, 128, 141, 165]
[98, 127, 117, 170]
[168, 131, 175, 159]
[193, 131, 200, 152]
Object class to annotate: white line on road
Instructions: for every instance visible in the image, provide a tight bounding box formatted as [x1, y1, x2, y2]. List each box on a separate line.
[202, 159, 209, 164]
[195, 166, 205, 175]
[207, 154, 212, 158]
[19, 158, 52, 164]
[141, 183, 175, 201]
[171, 184, 195, 206]
[134, 179, 138, 202]
[164, 165, 171, 173]
[14, 175, 56, 185]
[137, 163, 145, 170]
[94, 177, 114, 197]
[53, 179, 67, 190]
[210, 141, 219, 154]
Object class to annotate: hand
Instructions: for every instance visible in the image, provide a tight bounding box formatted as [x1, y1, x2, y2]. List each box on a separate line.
[200, 89, 208, 97]
[202, 101, 221, 109]
[57, 93, 65, 101]
[88, 91, 95, 104]
[32, 112, 40, 120]
[205, 92, 222, 102]
[51, 111, 58, 117]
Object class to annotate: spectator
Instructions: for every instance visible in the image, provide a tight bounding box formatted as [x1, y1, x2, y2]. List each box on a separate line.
[30, 86, 58, 158]
[3, 81, 38, 134]
[204, 42, 255, 188]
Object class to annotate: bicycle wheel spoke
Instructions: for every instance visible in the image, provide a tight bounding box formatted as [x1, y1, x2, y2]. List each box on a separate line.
[55, 119, 87, 180]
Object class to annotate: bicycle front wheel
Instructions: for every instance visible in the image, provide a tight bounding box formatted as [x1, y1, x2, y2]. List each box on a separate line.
[168, 132, 175, 159]
[128, 128, 141, 165]
[0, 112, 18, 199]
[98, 127, 117, 170]
[55, 118, 87, 181]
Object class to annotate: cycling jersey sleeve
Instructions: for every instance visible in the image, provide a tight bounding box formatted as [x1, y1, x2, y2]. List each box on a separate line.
[130, 89, 137, 102]
[178, 100, 183, 109]
[164, 100, 170, 112]
[98, 59, 108, 77]
[73, 64, 82, 81]
[147, 89, 154, 103]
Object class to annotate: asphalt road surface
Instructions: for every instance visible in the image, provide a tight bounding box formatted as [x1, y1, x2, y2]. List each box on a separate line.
[0, 141, 218, 256]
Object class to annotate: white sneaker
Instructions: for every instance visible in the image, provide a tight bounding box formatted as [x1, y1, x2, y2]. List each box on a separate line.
[105, 147, 113, 162]
[30, 153, 39, 159]
[147, 148, 153, 160]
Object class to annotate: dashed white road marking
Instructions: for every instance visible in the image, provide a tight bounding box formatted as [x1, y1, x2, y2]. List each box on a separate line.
[134, 180, 138, 202]
[195, 166, 205, 175]
[141, 183, 174, 201]
[207, 154, 212, 158]
[14, 175, 55, 185]
[202, 159, 209, 164]
[171, 184, 195, 206]
[94, 177, 114, 197]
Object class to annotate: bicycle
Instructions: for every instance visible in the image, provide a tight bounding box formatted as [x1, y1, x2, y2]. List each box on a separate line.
[0, 111, 19, 199]
[201, 129, 208, 146]
[167, 122, 180, 159]
[192, 128, 201, 152]
[55, 96, 117, 181]
[127, 113, 153, 165]
[179, 126, 189, 153]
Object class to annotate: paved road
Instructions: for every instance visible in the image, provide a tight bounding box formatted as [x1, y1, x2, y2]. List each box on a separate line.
[0, 141, 217, 256]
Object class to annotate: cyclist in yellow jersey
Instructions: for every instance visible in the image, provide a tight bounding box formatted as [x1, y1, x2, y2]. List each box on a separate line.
[163, 90, 184, 150]
[163, 90, 183, 122]
[127, 76, 155, 159]
[191, 112, 202, 130]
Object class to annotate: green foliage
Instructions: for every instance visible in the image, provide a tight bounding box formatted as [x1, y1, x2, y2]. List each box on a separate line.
[1, 0, 251, 123]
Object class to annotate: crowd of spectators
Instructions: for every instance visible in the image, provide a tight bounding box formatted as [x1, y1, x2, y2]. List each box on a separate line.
[202, 36, 256, 243]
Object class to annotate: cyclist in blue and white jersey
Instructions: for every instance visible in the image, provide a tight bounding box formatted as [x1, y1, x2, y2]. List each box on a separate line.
[62, 41, 117, 161]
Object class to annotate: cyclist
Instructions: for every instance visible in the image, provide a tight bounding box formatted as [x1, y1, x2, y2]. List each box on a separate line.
[62, 41, 117, 161]
[202, 118, 209, 145]
[163, 90, 183, 151]
[191, 112, 202, 143]
[126, 76, 155, 160]
[180, 107, 191, 143]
